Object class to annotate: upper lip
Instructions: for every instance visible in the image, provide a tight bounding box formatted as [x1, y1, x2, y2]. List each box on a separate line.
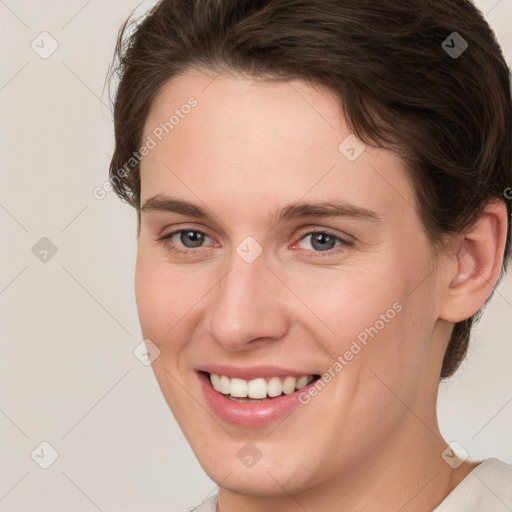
[197, 365, 319, 380]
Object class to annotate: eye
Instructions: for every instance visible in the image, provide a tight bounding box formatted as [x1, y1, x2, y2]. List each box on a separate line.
[157, 227, 353, 257]
[294, 230, 352, 254]
[158, 229, 214, 253]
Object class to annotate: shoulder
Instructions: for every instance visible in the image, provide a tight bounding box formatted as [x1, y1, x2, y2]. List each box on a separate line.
[434, 458, 512, 512]
[189, 495, 218, 512]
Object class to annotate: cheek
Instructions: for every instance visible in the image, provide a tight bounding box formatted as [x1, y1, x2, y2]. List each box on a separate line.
[134, 249, 190, 348]
[135, 247, 202, 333]
[135, 252, 165, 338]
[290, 265, 407, 349]
[294, 262, 432, 395]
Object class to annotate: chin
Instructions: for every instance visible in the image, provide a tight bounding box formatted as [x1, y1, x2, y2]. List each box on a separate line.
[207, 465, 307, 497]
[193, 441, 319, 497]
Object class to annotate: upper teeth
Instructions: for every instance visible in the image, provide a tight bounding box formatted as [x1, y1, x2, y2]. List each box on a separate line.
[209, 374, 313, 399]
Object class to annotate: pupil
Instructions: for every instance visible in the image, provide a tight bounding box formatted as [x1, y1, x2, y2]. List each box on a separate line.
[312, 233, 335, 251]
[182, 231, 204, 248]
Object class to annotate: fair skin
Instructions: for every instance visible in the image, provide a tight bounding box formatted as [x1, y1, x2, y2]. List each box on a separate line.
[135, 69, 507, 511]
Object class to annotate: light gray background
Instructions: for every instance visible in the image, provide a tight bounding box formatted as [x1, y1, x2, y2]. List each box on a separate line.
[0, 1, 511, 511]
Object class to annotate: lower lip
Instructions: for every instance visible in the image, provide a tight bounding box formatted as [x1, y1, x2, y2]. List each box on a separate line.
[198, 372, 312, 427]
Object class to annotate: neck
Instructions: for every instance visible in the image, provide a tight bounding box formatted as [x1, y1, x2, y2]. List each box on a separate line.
[217, 414, 476, 512]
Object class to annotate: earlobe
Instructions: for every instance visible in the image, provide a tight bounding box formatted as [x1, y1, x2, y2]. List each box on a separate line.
[440, 200, 508, 323]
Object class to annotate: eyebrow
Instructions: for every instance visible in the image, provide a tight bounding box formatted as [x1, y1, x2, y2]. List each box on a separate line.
[140, 194, 382, 224]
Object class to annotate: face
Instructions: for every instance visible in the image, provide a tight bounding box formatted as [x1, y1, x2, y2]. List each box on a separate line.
[135, 70, 448, 497]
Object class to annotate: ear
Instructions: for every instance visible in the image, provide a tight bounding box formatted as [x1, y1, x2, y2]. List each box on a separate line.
[438, 199, 509, 323]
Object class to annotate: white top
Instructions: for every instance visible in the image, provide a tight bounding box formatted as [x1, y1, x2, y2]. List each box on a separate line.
[433, 458, 512, 511]
[191, 458, 512, 511]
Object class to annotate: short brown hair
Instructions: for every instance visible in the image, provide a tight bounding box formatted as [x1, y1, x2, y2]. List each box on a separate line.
[107, 0, 512, 379]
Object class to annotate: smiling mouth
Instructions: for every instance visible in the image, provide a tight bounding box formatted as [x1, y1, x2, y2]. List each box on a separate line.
[202, 371, 321, 402]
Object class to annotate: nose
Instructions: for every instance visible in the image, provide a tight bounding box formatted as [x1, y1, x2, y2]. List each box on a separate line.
[206, 252, 289, 351]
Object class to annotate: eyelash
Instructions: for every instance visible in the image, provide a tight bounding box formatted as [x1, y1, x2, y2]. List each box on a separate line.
[157, 228, 353, 258]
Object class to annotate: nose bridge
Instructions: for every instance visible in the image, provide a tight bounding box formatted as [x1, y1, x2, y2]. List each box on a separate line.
[206, 248, 287, 349]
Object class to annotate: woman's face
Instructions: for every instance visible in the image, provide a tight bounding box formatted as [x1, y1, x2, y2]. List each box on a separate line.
[135, 70, 449, 496]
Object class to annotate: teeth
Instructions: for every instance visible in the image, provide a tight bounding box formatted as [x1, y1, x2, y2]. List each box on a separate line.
[295, 375, 309, 389]
[230, 378, 248, 398]
[219, 375, 230, 394]
[209, 373, 314, 399]
[210, 373, 220, 390]
[248, 378, 267, 399]
[267, 376, 282, 397]
[282, 376, 296, 394]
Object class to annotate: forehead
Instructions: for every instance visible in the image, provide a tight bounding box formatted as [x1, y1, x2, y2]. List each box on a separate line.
[143, 69, 345, 155]
[140, 70, 415, 223]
